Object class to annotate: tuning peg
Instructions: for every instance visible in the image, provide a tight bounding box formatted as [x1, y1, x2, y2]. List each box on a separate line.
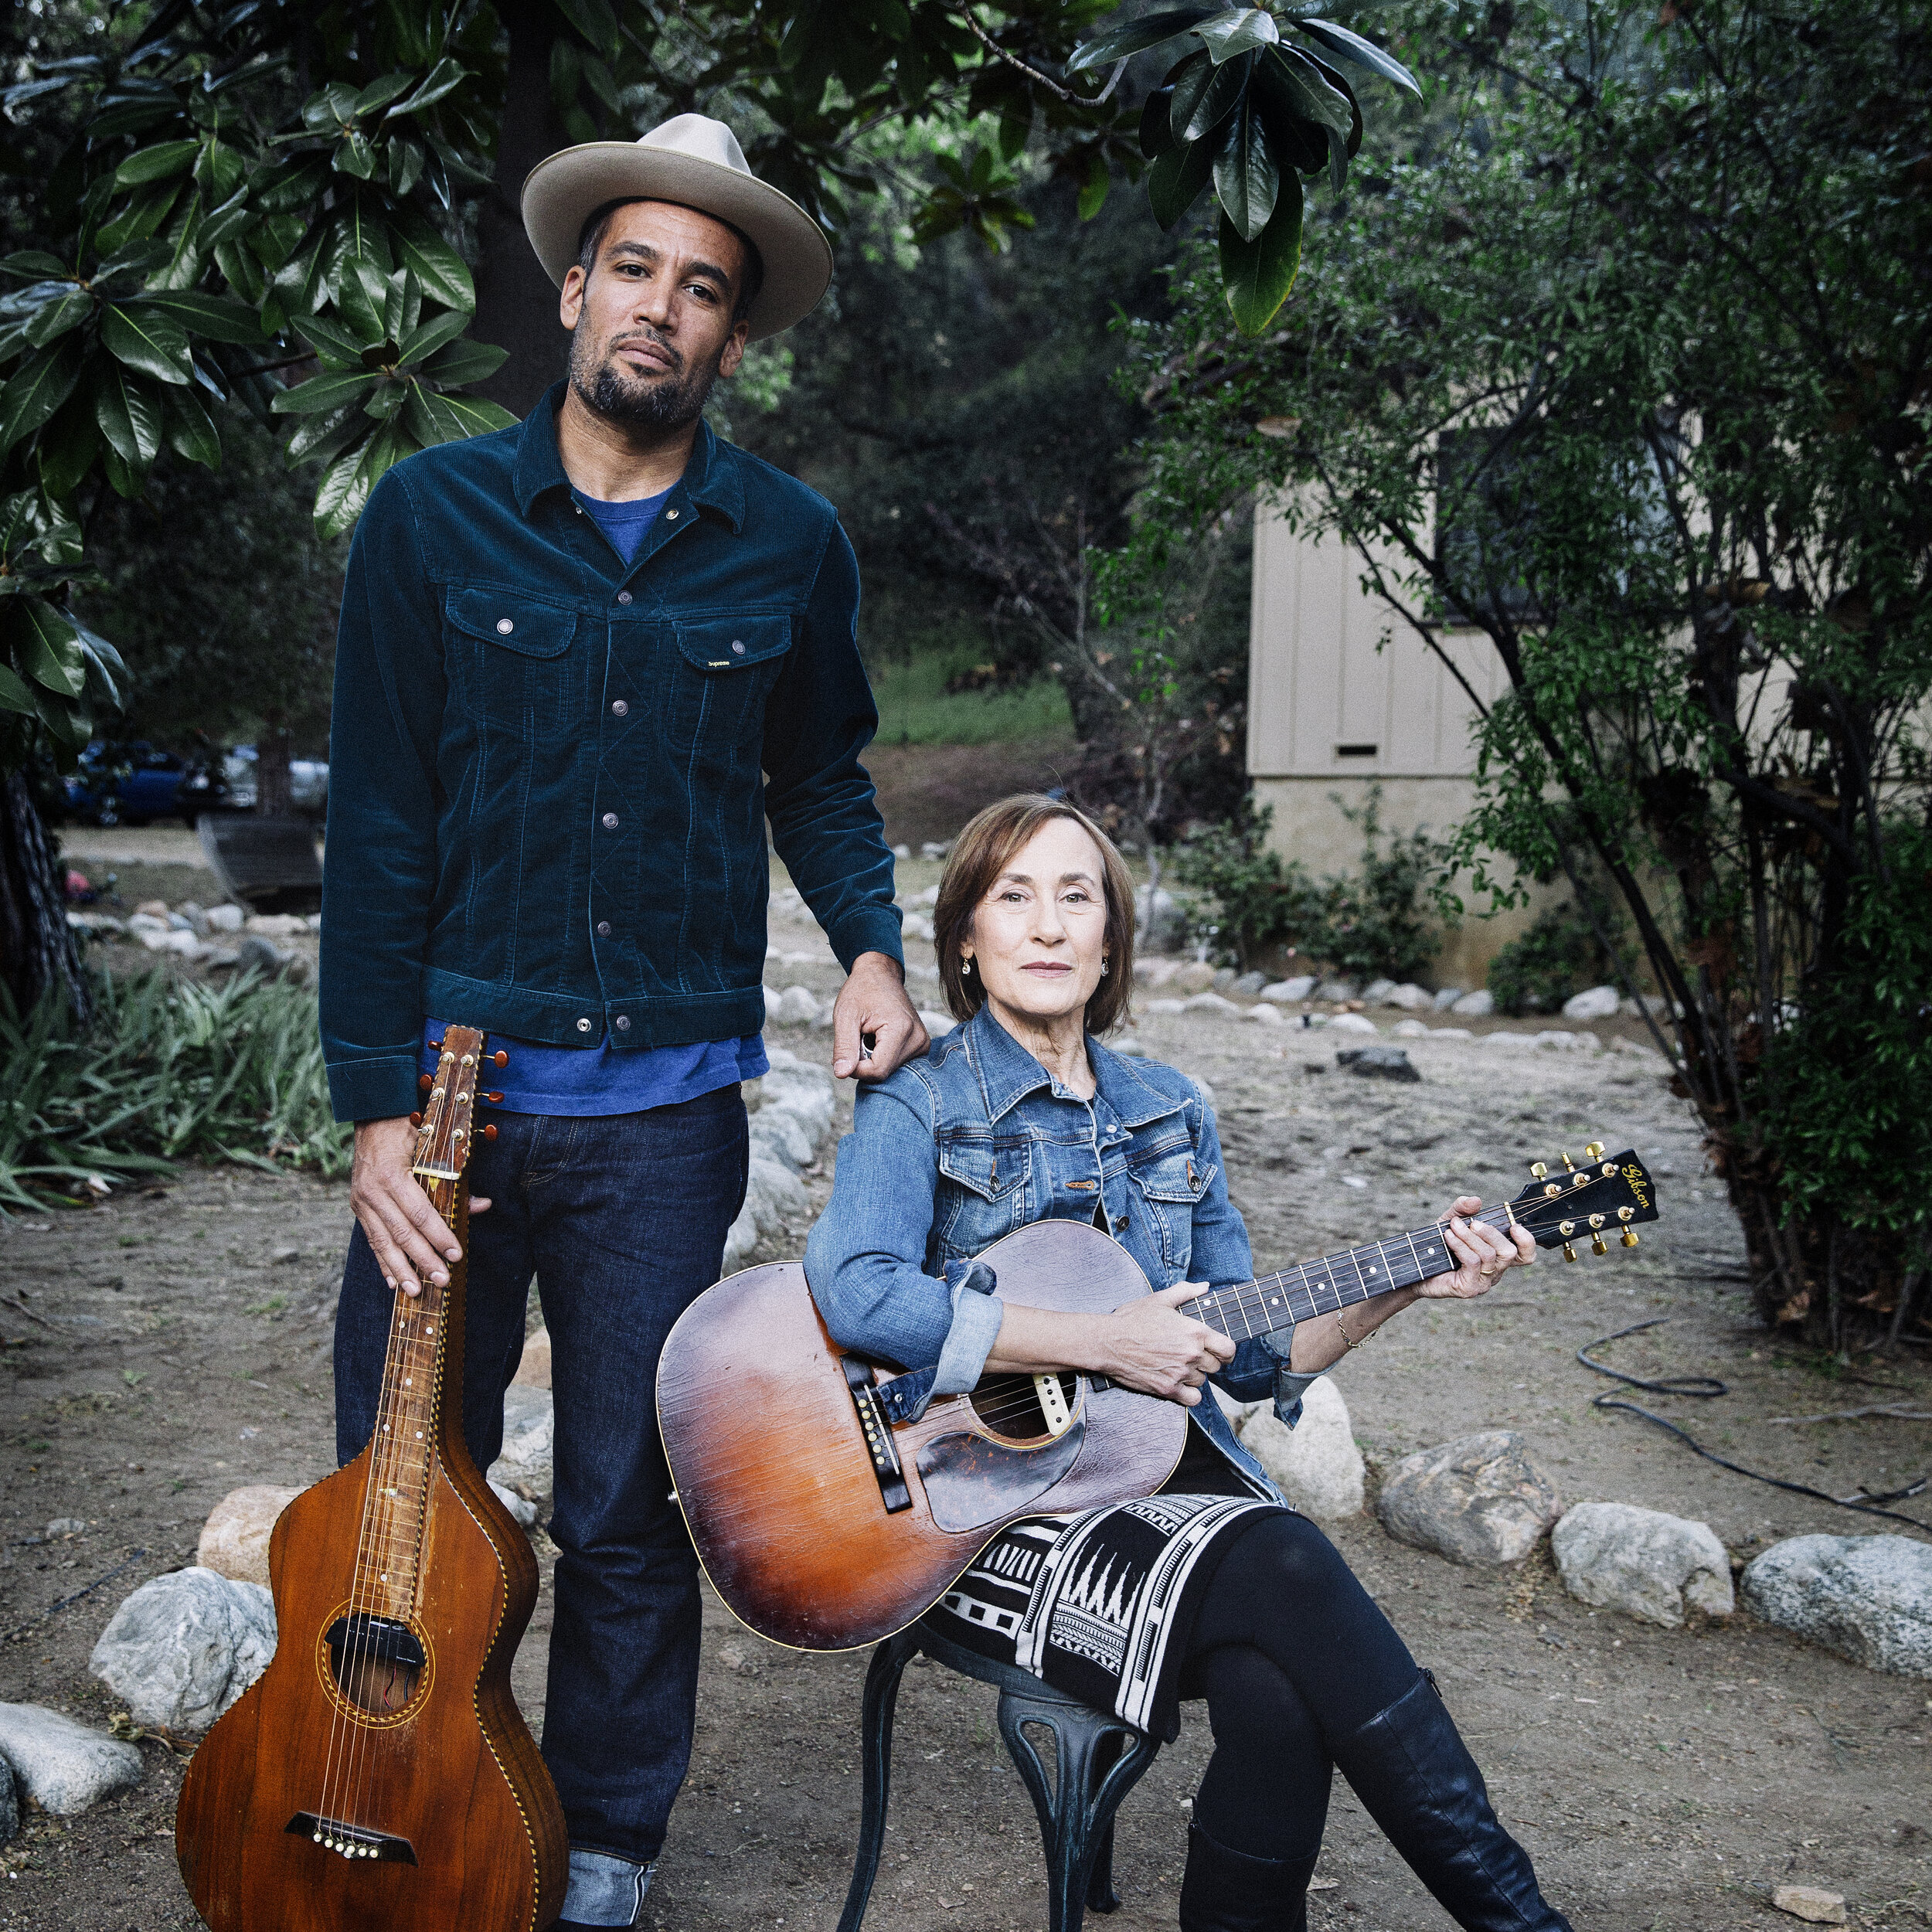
[1562, 1240, 1578, 1263]
[491, 1049, 509, 1069]
[482, 1124, 497, 1141]
[485, 1090, 504, 1104]
[1621, 1227, 1639, 1248]
[427, 1038, 441, 1051]
[419, 1073, 433, 1092]
[1584, 1141, 1605, 1160]
[1530, 1161, 1548, 1180]
[1590, 1231, 1608, 1256]
[1560, 1151, 1575, 1172]
[409, 1111, 423, 1128]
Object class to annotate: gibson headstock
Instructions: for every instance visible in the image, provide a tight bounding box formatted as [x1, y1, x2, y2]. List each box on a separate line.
[1507, 1145, 1660, 1261]
[410, 1023, 488, 1185]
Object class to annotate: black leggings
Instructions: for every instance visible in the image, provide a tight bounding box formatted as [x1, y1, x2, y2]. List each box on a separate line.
[1183, 1512, 1420, 1860]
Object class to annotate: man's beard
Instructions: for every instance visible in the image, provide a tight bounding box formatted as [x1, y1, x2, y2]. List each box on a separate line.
[570, 322, 720, 431]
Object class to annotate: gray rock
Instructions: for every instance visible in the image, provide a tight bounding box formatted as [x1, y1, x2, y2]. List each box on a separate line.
[0, 1746, 16, 1845]
[1740, 1535, 1932, 1677]
[1212, 967, 1237, 989]
[1183, 992, 1240, 1015]
[1243, 1003, 1284, 1026]
[88, 1568, 275, 1734]
[1233, 971, 1267, 995]
[1144, 997, 1187, 1016]
[1433, 986, 1466, 1009]
[1111, 1034, 1148, 1057]
[1230, 1377, 1365, 1519]
[1561, 985, 1621, 1022]
[1552, 1502, 1734, 1627]
[1136, 886, 1188, 953]
[765, 983, 819, 1026]
[1384, 982, 1432, 1010]
[1315, 978, 1360, 1003]
[750, 1106, 815, 1168]
[1336, 1045, 1420, 1083]
[488, 1383, 555, 1511]
[1169, 961, 1218, 993]
[1361, 978, 1397, 1005]
[1377, 1431, 1563, 1566]
[234, 934, 285, 977]
[489, 1479, 539, 1529]
[1328, 1012, 1379, 1034]
[204, 902, 246, 932]
[1261, 975, 1316, 1003]
[1391, 1019, 1429, 1038]
[1451, 988, 1495, 1018]
[0, 1705, 142, 1815]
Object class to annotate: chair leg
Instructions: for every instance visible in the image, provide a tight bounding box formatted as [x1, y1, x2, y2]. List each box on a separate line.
[835, 1630, 920, 1932]
[997, 1694, 1159, 1932]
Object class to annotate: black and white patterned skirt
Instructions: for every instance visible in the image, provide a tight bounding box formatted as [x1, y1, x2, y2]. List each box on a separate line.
[924, 1491, 1283, 1741]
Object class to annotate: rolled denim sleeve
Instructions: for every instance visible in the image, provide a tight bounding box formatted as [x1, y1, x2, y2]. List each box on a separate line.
[762, 519, 903, 971]
[318, 465, 444, 1124]
[1189, 1090, 1318, 1429]
[804, 1075, 1001, 1416]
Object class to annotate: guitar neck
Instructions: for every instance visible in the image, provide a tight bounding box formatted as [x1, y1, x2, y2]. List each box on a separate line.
[1196, 1202, 1518, 1342]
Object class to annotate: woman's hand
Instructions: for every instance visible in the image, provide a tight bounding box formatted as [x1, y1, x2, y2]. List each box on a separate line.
[1091, 1284, 1235, 1406]
[1420, 1196, 1535, 1300]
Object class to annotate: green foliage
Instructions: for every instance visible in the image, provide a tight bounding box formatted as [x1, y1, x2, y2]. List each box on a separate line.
[0, 965, 349, 1211]
[1118, 0, 1932, 1332]
[870, 644, 1073, 747]
[1177, 791, 1454, 978]
[1487, 886, 1633, 1018]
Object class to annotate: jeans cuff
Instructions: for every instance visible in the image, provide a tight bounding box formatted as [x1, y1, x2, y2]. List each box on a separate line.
[562, 1848, 655, 1926]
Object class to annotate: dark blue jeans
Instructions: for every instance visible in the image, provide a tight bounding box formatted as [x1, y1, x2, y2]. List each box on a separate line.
[333, 1087, 750, 1865]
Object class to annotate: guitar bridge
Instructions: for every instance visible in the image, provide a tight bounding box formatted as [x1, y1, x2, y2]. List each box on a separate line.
[286, 1813, 418, 1863]
[841, 1355, 911, 1514]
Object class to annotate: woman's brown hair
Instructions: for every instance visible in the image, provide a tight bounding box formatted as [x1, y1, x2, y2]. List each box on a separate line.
[933, 794, 1136, 1033]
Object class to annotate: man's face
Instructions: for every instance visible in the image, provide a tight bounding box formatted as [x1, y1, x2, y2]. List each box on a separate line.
[559, 201, 750, 433]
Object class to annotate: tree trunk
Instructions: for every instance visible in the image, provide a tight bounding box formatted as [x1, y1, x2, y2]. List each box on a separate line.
[472, 0, 574, 420]
[0, 772, 90, 1026]
[256, 726, 294, 818]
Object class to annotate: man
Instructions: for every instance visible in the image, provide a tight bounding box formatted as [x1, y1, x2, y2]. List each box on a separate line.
[319, 114, 927, 1929]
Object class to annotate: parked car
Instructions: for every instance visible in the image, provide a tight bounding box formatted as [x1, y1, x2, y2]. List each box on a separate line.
[61, 741, 216, 826]
[219, 744, 329, 818]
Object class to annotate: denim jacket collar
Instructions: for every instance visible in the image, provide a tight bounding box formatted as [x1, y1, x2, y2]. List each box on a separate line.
[510, 383, 747, 533]
[961, 1005, 1193, 1131]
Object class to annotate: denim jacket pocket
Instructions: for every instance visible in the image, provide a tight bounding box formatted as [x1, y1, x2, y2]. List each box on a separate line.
[666, 611, 794, 753]
[1127, 1145, 1211, 1274]
[446, 587, 580, 742]
[934, 1131, 1031, 1257]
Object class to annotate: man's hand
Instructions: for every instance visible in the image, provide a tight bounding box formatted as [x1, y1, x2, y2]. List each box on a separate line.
[832, 951, 928, 1082]
[349, 1116, 492, 1298]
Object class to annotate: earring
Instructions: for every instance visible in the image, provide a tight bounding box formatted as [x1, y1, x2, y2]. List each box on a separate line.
[1100, 959, 1110, 975]
[961, 957, 973, 976]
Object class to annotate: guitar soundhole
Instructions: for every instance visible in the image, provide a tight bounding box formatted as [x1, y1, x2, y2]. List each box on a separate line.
[325, 1614, 425, 1716]
[970, 1372, 1080, 1444]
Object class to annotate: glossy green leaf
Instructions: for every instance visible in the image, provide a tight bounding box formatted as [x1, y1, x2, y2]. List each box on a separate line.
[390, 214, 472, 313]
[284, 401, 366, 469]
[101, 304, 192, 384]
[0, 662, 34, 716]
[92, 362, 163, 468]
[14, 596, 83, 696]
[92, 240, 171, 290]
[386, 58, 468, 119]
[553, 0, 621, 57]
[151, 195, 207, 292]
[388, 136, 426, 199]
[211, 240, 267, 309]
[1198, 9, 1280, 63]
[314, 419, 407, 537]
[22, 290, 90, 348]
[417, 389, 516, 439]
[199, 192, 257, 253]
[396, 308, 472, 366]
[1215, 97, 1279, 242]
[1175, 49, 1249, 141]
[1077, 151, 1111, 221]
[1270, 46, 1355, 136]
[1066, 5, 1217, 73]
[70, 623, 127, 709]
[271, 369, 383, 415]
[1297, 19, 1422, 95]
[130, 291, 264, 345]
[162, 386, 221, 468]
[362, 381, 406, 420]
[423, 338, 508, 387]
[1140, 85, 1177, 159]
[0, 340, 82, 451]
[195, 139, 246, 202]
[1147, 132, 1217, 229]
[114, 140, 199, 188]
[36, 391, 101, 500]
[33, 682, 90, 750]
[303, 82, 362, 136]
[0, 252, 70, 281]
[1219, 169, 1304, 335]
[335, 132, 378, 181]
[353, 72, 417, 117]
[249, 215, 308, 275]
[293, 313, 369, 368]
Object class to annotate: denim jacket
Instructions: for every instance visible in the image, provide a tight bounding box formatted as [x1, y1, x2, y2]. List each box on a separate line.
[319, 386, 901, 1124]
[804, 1006, 1316, 1498]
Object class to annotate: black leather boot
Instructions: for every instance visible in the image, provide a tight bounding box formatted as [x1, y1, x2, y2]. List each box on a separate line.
[1336, 1673, 1571, 1931]
[1179, 1821, 1319, 1932]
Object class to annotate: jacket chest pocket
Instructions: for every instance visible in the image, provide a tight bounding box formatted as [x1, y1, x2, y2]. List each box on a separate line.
[446, 588, 581, 743]
[665, 613, 793, 756]
[934, 1134, 1031, 1258]
[1128, 1143, 1211, 1270]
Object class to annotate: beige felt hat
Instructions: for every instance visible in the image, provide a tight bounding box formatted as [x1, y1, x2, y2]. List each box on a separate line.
[521, 114, 832, 341]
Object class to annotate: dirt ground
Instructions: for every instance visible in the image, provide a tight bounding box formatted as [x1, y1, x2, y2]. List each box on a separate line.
[3, 869, 1929, 1932]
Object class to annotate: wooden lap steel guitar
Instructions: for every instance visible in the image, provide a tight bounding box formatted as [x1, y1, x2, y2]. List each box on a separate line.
[659, 1145, 1660, 1651]
[176, 1025, 566, 1932]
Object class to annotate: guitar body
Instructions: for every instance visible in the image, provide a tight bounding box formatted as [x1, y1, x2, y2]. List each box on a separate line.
[658, 1219, 1188, 1651]
[176, 1026, 567, 1930]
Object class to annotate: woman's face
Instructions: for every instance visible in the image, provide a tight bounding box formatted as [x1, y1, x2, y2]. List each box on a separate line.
[959, 817, 1111, 1032]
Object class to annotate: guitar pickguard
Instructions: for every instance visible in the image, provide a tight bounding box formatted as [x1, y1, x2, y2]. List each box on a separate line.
[915, 1418, 1086, 1532]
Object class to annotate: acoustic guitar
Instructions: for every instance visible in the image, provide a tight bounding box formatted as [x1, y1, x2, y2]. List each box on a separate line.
[176, 1026, 567, 1931]
[658, 1145, 1660, 1651]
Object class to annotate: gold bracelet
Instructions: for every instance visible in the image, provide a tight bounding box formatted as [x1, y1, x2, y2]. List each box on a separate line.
[1338, 1308, 1379, 1349]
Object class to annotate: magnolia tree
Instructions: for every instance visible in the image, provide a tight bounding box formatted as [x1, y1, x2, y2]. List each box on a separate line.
[0, 0, 1416, 1016]
[1123, 0, 1932, 1342]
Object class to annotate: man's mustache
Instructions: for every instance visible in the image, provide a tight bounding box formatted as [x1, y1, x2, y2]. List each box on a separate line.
[607, 328, 684, 376]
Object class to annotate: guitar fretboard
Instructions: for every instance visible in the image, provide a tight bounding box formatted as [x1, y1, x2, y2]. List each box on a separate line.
[1197, 1200, 1522, 1341]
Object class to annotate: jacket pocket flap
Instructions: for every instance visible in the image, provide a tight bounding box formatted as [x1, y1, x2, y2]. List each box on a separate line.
[447, 588, 577, 658]
[937, 1134, 1028, 1202]
[1130, 1148, 1211, 1202]
[673, 613, 792, 672]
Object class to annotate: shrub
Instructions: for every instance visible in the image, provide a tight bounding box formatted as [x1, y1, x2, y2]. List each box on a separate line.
[1487, 884, 1634, 1016]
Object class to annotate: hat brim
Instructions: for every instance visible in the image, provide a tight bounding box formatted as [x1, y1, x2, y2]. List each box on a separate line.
[521, 144, 832, 342]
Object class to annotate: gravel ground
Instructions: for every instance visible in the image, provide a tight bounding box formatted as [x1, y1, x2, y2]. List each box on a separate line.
[2, 872, 1927, 1931]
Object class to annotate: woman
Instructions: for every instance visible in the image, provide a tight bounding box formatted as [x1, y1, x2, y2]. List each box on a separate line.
[805, 796, 1571, 1932]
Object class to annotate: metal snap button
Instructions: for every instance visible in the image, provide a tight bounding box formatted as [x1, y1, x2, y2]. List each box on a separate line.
[611, 699, 628, 716]
[601, 811, 619, 829]
[596, 920, 612, 937]
[495, 618, 514, 635]
[617, 590, 632, 605]
[731, 640, 745, 654]
[615, 1015, 631, 1031]
[665, 508, 679, 519]
[577, 1018, 592, 1033]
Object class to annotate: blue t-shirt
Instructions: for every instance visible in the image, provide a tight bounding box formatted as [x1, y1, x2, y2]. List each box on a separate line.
[580, 488, 671, 563]
[420, 1022, 767, 1118]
